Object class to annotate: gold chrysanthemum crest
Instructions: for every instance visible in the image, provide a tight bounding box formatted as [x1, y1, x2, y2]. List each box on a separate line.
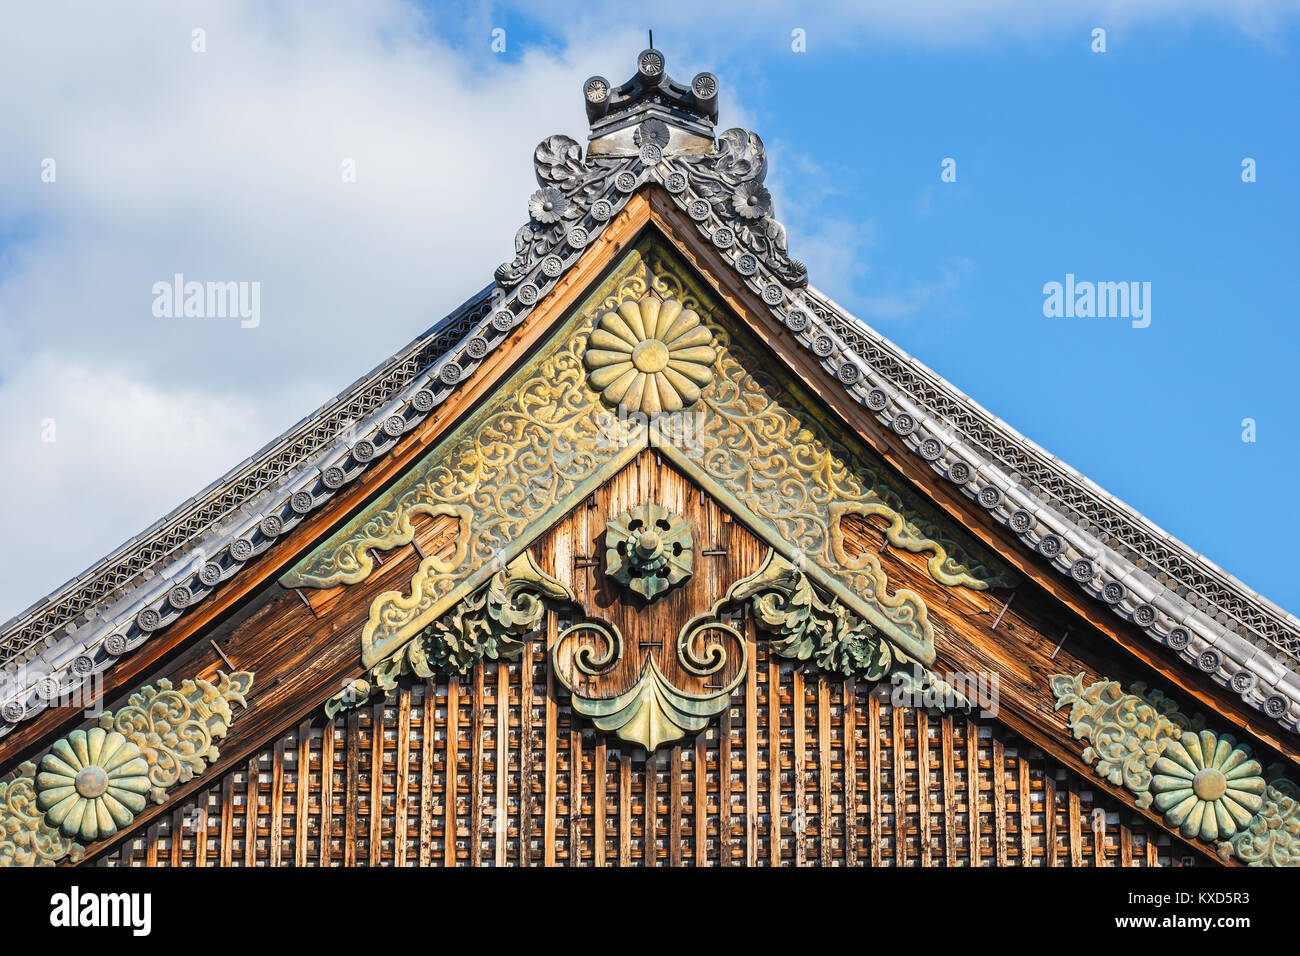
[1151, 729, 1265, 842]
[584, 296, 716, 414]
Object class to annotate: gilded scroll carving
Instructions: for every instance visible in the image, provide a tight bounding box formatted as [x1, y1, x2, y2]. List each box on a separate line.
[326, 553, 572, 718]
[0, 765, 84, 866]
[830, 502, 997, 591]
[1049, 672, 1199, 809]
[735, 551, 904, 679]
[0, 669, 253, 866]
[286, 239, 1013, 686]
[1051, 670, 1297, 866]
[1220, 779, 1300, 866]
[552, 546, 965, 752]
[283, 503, 472, 590]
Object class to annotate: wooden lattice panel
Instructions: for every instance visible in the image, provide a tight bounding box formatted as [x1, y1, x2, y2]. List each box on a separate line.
[94, 637, 1186, 867]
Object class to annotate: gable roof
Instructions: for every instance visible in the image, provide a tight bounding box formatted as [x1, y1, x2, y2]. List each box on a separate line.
[2, 49, 1297, 743]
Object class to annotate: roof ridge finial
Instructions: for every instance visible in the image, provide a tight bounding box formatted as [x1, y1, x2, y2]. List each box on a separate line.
[583, 46, 719, 155]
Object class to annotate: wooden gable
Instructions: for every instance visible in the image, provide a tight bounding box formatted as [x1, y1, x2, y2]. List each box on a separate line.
[3, 64, 1298, 869]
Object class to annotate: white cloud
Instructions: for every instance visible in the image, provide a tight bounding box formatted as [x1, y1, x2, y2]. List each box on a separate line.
[0, 356, 295, 616]
[0, 1, 648, 621]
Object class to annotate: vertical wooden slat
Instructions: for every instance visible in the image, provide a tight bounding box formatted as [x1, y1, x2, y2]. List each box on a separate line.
[419, 680, 436, 867]
[940, 714, 956, 866]
[319, 720, 335, 867]
[844, 678, 857, 868]
[891, 704, 906, 867]
[195, 793, 209, 868]
[793, 668, 806, 867]
[695, 729, 707, 866]
[147, 822, 160, 868]
[722, 702, 734, 865]
[1121, 824, 1134, 867]
[569, 723, 582, 865]
[396, 688, 412, 868]
[669, 745, 682, 866]
[768, 656, 781, 867]
[1067, 774, 1083, 867]
[220, 773, 234, 868]
[992, 736, 1008, 866]
[170, 807, 183, 868]
[645, 753, 657, 868]
[1018, 752, 1032, 867]
[595, 739, 607, 867]
[1044, 764, 1058, 867]
[1094, 808, 1107, 867]
[965, 718, 980, 868]
[868, 691, 882, 867]
[619, 753, 632, 867]
[543, 616, 558, 867]
[470, 667, 484, 867]
[520, 653, 533, 867]
[446, 676, 460, 867]
[818, 676, 831, 867]
[369, 701, 384, 867]
[496, 665, 509, 867]
[295, 719, 311, 868]
[745, 629, 758, 866]
[917, 710, 930, 867]
[270, 736, 286, 867]
[245, 755, 259, 867]
[344, 711, 359, 867]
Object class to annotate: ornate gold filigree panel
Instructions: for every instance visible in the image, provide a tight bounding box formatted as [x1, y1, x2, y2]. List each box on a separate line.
[1051, 671, 1298, 866]
[284, 237, 1013, 679]
[0, 669, 253, 866]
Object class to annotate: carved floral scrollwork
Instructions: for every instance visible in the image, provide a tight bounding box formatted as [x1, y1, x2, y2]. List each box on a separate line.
[1050, 670, 1300, 866]
[677, 129, 806, 286]
[495, 135, 630, 288]
[1049, 672, 1199, 809]
[0, 668, 252, 867]
[0, 763, 85, 867]
[1219, 779, 1300, 866]
[733, 551, 894, 679]
[101, 670, 254, 802]
[326, 553, 573, 718]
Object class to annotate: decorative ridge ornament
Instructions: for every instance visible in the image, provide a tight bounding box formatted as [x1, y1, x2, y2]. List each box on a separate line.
[583, 48, 719, 145]
[604, 504, 693, 600]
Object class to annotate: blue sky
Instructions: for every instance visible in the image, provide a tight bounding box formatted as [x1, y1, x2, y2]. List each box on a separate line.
[0, 1, 1297, 619]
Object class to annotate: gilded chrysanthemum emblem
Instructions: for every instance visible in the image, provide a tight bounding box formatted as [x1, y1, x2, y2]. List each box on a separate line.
[584, 297, 716, 414]
[1151, 729, 1266, 842]
[35, 727, 150, 842]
